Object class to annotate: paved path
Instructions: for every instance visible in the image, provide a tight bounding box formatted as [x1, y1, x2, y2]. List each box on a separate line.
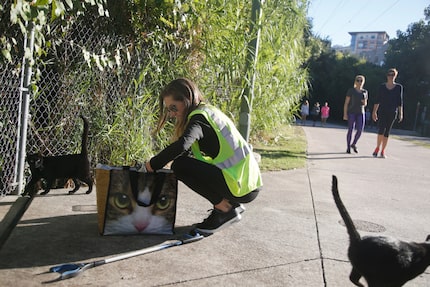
[0, 124, 429, 286]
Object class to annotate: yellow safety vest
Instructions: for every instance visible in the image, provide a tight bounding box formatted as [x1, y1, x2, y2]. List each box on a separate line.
[188, 104, 262, 197]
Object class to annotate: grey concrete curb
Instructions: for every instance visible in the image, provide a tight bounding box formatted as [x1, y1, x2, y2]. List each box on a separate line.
[0, 195, 33, 248]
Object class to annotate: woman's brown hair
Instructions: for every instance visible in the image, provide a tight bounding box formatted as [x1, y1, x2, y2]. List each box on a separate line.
[156, 78, 204, 140]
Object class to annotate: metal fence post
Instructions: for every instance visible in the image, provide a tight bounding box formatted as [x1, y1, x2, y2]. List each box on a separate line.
[13, 21, 35, 195]
[239, 0, 263, 142]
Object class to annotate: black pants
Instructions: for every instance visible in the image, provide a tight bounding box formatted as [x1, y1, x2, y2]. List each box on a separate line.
[171, 156, 259, 206]
[377, 111, 396, 137]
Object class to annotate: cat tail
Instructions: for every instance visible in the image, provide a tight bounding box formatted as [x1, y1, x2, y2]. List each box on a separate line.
[80, 115, 89, 156]
[332, 175, 361, 243]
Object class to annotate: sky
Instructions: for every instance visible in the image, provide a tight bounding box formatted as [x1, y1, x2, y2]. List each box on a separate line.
[307, 0, 428, 47]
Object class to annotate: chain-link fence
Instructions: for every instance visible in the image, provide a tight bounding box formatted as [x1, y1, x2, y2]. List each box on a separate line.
[0, 57, 21, 196]
[0, 18, 142, 196]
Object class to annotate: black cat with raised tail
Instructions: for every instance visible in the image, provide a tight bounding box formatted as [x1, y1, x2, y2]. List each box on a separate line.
[24, 115, 93, 196]
[332, 175, 430, 287]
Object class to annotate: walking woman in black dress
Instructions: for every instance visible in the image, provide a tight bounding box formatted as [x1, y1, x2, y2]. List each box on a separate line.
[372, 68, 404, 158]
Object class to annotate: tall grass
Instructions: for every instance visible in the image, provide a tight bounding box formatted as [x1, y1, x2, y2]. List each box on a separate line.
[252, 1, 309, 135]
[189, 0, 309, 140]
[58, 0, 311, 166]
[88, 51, 181, 166]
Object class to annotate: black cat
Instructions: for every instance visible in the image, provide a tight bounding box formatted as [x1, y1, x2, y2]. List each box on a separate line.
[24, 115, 93, 196]
[332, 175, 430, 287]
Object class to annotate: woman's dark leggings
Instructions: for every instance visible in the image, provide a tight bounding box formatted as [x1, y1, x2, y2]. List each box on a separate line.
[347, 113, 365, 146]
[171, 156, 259, 206]
[377, 111, 397, 137]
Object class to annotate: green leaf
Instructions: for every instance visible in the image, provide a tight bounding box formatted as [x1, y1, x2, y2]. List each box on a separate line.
[51, 0, 58, 21]
[51, 0, 66, 21]
[10, 4, 19, 23]
[1, 49, 12, 62]
[65, 0, 74, 9]
[160, 16, 174, 28]
[34, 0, 51, 6]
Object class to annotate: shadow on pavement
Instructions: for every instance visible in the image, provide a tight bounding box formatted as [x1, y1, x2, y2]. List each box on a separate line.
[0, 212, 195, 269]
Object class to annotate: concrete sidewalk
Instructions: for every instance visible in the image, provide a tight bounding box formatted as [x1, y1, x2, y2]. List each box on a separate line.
[1, 124, 430, 286]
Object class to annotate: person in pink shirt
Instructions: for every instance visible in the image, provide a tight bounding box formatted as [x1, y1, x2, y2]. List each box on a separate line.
[320, 102, 330, 127]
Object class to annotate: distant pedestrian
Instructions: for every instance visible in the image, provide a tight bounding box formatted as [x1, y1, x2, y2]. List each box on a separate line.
[320, 102, 330, 126]
[365, 108, 371, 129]
[310, 102, 320, 127]
[372, 68, 403, 158]
[421, 106, 427, 123]
[300, 100, 309, 125]
[343, 75, 368, 154]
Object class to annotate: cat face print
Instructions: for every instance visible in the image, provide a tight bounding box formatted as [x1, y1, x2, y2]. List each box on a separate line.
[104, 171, 177, 235]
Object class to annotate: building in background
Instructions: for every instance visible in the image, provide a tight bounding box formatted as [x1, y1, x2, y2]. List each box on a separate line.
[348, 31, 389, 65]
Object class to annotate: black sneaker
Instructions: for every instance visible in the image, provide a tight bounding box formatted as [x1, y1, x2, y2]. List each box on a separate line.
[195, 208, 241, 234]
[351, 144, 358, 153]
[231, 202, 246, 214]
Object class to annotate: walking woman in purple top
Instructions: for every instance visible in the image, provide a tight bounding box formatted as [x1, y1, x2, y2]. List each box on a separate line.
[372, 68, 404, 158]
[343, 75, 368, 154]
